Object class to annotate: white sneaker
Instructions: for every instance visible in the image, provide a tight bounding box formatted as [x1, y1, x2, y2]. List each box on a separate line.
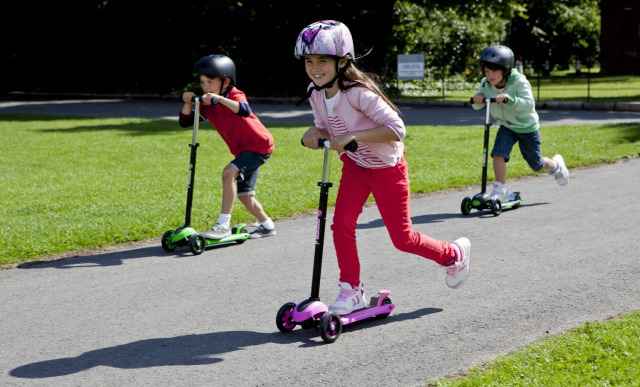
[446, 237, 471, 289]
[490, 182, 513, 202]
[202, 223, 231, 239]
[329, 282, 367, 315]
[551, 154, 569, 186]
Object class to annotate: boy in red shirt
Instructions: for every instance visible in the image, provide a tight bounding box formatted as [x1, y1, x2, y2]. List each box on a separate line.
[180, 54, 276, 239]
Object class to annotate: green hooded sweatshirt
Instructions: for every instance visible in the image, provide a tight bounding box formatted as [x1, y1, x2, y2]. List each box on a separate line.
[471, 69, 539, 133]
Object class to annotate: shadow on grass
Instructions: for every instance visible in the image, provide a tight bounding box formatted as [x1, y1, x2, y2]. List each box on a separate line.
[0, 114, 87, 122]
[600, 122, 640, 144]
[9, 307, 441, 378]
[35, 120, 185, 136]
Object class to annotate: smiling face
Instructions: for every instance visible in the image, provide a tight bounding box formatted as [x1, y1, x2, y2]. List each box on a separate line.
[304, 54, 338, 87]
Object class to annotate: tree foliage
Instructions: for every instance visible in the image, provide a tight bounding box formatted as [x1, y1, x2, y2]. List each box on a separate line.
[2, 1, 600, 95]
[391, 1, 509, 79]
[508, 0, 600, 73]
[391, 0, 600, 78]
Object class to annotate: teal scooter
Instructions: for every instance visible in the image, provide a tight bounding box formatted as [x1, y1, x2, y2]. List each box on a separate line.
[461, 97, 522, 216]
[161, 96, 250, 255]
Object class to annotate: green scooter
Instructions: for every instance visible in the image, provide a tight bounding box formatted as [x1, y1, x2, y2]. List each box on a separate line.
[461, 97, 522, 216]
[161, 96, 250, 255]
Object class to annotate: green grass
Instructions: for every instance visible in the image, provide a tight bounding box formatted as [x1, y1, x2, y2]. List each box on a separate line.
[398, 74, 640, 103]
[1, 115, 639, 266]
[432, 310, 640, 386]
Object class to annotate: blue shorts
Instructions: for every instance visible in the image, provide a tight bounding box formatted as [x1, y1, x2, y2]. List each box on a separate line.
[230, 152, 270, 196]
[491, 126, 544, 171]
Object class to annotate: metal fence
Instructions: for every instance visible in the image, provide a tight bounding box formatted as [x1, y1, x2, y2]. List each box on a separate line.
[393, 69, 640, 102]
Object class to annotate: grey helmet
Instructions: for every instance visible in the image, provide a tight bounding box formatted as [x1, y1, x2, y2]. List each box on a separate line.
[194, 54, 236, 85]
[479, 45, 515, 74]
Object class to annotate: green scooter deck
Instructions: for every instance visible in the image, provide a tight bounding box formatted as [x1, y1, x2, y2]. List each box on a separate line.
[201, 227, 251, 248]
[161, 224, 251, 254]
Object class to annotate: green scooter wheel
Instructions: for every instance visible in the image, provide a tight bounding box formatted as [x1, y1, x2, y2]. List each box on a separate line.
[189, 235, 206, 255]
[461, 197, 472, 215]
[161, 230, 176, 252]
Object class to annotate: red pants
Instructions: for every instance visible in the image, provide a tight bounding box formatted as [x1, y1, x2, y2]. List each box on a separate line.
[332, 155, 456, 288]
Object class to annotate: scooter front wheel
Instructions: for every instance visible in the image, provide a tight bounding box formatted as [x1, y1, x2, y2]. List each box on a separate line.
[461, 197, 473, 215]
[319, 313, 342, 343]
[276, 302, 297, 333]
[161, 230, 176, 252]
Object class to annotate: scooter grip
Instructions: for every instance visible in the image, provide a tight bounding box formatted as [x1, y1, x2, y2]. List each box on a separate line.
[316, 138, 358, 151]
[469, 97, 498, 103]
[343, 139, 358, 152]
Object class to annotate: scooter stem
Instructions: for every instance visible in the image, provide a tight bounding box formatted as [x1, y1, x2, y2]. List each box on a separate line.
[183, 97, 201, 227]
[310, 140, 332, 300]
[481, 99, 491, 194]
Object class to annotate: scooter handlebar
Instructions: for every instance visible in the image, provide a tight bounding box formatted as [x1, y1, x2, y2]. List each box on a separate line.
[317, 138, 358, 152]
[469, 97, 498, 104]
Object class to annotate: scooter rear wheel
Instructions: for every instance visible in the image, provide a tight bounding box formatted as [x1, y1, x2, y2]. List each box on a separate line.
[376, 297, 393, 320]
[189, 235, 206, 255]
[490, 199, 502, 216]
[319, 313, 342, 343]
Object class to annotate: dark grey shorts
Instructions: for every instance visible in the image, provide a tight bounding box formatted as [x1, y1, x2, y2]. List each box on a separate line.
[491, 126, 544, 171]
[231, 152, 270, 195]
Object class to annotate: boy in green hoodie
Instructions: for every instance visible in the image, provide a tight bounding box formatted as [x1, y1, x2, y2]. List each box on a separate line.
[471, 45, 569, 202]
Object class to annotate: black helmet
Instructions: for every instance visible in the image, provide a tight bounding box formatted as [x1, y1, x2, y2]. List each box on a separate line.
[479, 45, 515, 74]
[194, 54, 236, 85]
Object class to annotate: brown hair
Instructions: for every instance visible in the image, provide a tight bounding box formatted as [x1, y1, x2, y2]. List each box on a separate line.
[338, 61, 399, 112]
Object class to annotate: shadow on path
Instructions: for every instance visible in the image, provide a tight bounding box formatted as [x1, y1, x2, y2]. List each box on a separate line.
[10, 307, 442, 378]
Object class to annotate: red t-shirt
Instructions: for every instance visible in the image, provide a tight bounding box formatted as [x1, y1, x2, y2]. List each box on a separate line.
[200, 87, 274, 156]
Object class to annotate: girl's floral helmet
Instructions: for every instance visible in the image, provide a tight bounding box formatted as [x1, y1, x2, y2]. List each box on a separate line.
[294, 20, 354, 60]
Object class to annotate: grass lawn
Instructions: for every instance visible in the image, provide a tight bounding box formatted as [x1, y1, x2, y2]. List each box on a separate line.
[399, 74, 640, 103]
[1, 115, 639, 266]
[432, 310, 640, 386]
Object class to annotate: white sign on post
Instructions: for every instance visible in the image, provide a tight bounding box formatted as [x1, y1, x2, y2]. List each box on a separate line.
[397, 54, 425, 80]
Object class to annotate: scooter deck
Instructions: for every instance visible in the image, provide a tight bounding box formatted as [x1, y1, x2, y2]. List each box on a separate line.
[464, 191, 522, 214]
[338, 303, 395, 325]
[200, 223, 251, 248]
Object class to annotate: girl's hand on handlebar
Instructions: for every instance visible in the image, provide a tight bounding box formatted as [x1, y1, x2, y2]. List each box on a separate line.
[302, 127, 329, 149]
[331, 134, 357, 151]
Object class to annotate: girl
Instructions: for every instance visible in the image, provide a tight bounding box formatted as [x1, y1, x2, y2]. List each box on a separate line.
[297, 20, 471, 315]
[471, 45, 570, 202]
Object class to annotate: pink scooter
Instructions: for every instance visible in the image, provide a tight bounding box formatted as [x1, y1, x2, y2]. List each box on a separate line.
[276, 139, 395, 343]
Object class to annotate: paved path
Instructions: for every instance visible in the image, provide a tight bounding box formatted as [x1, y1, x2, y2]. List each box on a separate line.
[2, 99, 640, 126]
[1, 158, 639, 386]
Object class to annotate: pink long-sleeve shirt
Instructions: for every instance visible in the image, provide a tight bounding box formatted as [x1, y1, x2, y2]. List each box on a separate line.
[308, 84, 406, 168]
